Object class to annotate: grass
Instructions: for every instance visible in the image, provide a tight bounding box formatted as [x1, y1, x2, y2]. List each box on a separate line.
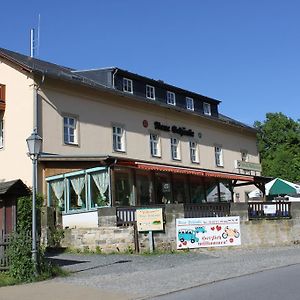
[0, 272, 19, 287]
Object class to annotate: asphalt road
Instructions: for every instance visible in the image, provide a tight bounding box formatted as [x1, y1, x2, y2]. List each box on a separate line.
[152, 263, 300, 300]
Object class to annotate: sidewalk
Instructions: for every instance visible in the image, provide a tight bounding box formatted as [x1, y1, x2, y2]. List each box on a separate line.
[2, 245, 300, 300]
[0, 282, 134, 300]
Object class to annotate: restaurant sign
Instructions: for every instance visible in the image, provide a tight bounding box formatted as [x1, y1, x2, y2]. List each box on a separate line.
[176, 216, 241, 249]
[235, 160, 262, 172]
[136, 208, 164, 232]
[154, 121, 194, 137]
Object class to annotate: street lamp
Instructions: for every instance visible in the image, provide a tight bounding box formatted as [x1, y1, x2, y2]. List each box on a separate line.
[26, 131, 42, 275]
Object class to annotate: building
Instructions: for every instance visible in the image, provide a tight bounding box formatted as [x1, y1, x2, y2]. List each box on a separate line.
[0, 47, 265, 229]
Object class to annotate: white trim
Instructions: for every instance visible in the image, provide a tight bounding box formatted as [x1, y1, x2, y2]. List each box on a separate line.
[63, 115, 78, 145]
[150, 133, 161, 157]
[203, 102, 211, 116]
[123, 78, 133, 93]
[112, 125, 126, 152]
[171, 137, 181, 160]
[167, 91, 176, 105]
[189, 141, 199, 163]
[146, 85, 155, 100]
[186, 97, 194, 111]
[215, 145, 224, 167]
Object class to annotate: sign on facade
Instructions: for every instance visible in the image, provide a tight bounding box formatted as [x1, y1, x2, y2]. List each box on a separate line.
[235, 160, 262, 172]
[136, 208, 163, 232]
[263, 204, 276, 215]
[176, 216, 241, 249]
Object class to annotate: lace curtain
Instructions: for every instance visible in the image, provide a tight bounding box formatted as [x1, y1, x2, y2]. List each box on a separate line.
[92, 171, 109, 204]
[50, 180, 65, 208]
[70, 176, 85, 206]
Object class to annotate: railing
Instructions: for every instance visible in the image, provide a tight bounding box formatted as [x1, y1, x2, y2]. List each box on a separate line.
[116, 205, 165, 226]
[248, 201, 291, 219]
[0, 231, 10, 271]
[184, 202, 231, 218]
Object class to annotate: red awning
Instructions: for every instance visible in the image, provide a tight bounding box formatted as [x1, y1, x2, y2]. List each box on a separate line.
[117, 161, 254, 182]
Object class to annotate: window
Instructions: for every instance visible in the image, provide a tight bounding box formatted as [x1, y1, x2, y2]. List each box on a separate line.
[0, 117, 3, 148]
[167, 91, 176, 105]
[123, 78, 133, 93]
[186, 97, 194, 111]
[150, 133, 161, 157]
[113, 125, 126, 152]
[203, 102, 211, 116]
[171, 137, 181, 160]
[63, 116, 77, 145]
[0, 84, 5, 101]
[215, 146, 223, 167]
[47, 167, 109, 213]
[241, 151, 249, 162]
[190, 141, 199, 163]
[146, 85, 155, 100]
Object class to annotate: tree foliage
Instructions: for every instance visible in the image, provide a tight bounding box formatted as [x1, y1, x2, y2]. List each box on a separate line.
[254, 113, 300, 182]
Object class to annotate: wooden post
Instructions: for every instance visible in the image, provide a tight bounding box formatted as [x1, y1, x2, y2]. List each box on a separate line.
[148, 230, 154, 253]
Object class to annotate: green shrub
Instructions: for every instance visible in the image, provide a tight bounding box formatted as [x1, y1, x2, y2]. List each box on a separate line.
[7, 195, 63, 282]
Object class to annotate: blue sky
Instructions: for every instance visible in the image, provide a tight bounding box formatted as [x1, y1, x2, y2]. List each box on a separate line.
[1, 1, 300, 125]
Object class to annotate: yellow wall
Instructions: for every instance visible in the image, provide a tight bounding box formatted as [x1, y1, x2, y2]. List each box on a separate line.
[0, 60, 34, 186]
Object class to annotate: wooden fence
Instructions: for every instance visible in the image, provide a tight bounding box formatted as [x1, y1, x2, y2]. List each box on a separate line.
[0, 231, 10, 271]
[248, 201, 291, 219]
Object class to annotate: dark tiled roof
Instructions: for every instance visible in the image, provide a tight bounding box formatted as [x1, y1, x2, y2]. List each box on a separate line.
[0, 47, 256, 132]
[0, 179, 30, 196]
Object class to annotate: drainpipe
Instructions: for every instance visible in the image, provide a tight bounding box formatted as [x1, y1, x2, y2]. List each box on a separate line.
[112, 68, 118, 89]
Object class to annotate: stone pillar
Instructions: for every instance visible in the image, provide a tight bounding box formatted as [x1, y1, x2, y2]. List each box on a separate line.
[230, 203, 249, 221]
[98, 207, 117, 227]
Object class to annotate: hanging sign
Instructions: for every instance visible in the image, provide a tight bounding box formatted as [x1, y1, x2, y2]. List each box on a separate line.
[176, 216, 241, 249]
[136, 208, 163, 232]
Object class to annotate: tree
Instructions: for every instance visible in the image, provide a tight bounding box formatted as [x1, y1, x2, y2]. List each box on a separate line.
[254, 113, 300, 182]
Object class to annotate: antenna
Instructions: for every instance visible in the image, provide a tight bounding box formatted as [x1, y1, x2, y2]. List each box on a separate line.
[29, 14, 41, 58]
[37, 14, 41, 57]
[30, 28, 35, 58]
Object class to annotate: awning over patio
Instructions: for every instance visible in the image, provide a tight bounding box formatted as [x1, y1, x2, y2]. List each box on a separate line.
[117, 161, 254, 182]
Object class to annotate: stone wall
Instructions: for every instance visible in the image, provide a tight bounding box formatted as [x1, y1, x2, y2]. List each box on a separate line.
[47, 203, 300, 253]
[61, 226, 135, 253]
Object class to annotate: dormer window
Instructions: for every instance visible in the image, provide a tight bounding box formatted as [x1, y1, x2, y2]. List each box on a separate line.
[146, 85, 155, 100]
[123, 78, 133, 93]
[186, 97, 194, 111]
[203, 102, 211, 116]
[167, 91, 176, 105]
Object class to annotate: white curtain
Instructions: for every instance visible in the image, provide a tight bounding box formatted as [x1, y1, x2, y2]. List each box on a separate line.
[51, 180, 65, 208]
[92, 171, 109, 201]
[70, 176, 85, 206]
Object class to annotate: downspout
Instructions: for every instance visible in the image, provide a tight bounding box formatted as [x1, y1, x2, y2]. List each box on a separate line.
[112, 68, 118, 89]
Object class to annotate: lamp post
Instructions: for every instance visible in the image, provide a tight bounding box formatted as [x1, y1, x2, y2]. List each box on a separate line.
[26, 131, 42, 275]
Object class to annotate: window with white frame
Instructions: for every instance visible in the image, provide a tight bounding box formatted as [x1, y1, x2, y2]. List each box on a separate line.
[203, 102, 211, 116]
[215, 146, 223, 167]
[150, 133, 161, 157]
[113, 125, 126, 152]
[63, 116, 78, 145]
[167, 91, 176, 105]
[190, 141, 199, 163]
[186, 97, 194, 111]
[146, 85, 155, 100]
[0, 117, 3, 148]
[241, 150, 249, 162]
[123, 78, 133, 93]
[171, 137, 181, 160]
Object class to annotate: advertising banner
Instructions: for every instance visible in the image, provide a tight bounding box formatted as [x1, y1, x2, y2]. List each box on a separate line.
[136, 208, 163, 232]
[176, 216, 241, 249]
